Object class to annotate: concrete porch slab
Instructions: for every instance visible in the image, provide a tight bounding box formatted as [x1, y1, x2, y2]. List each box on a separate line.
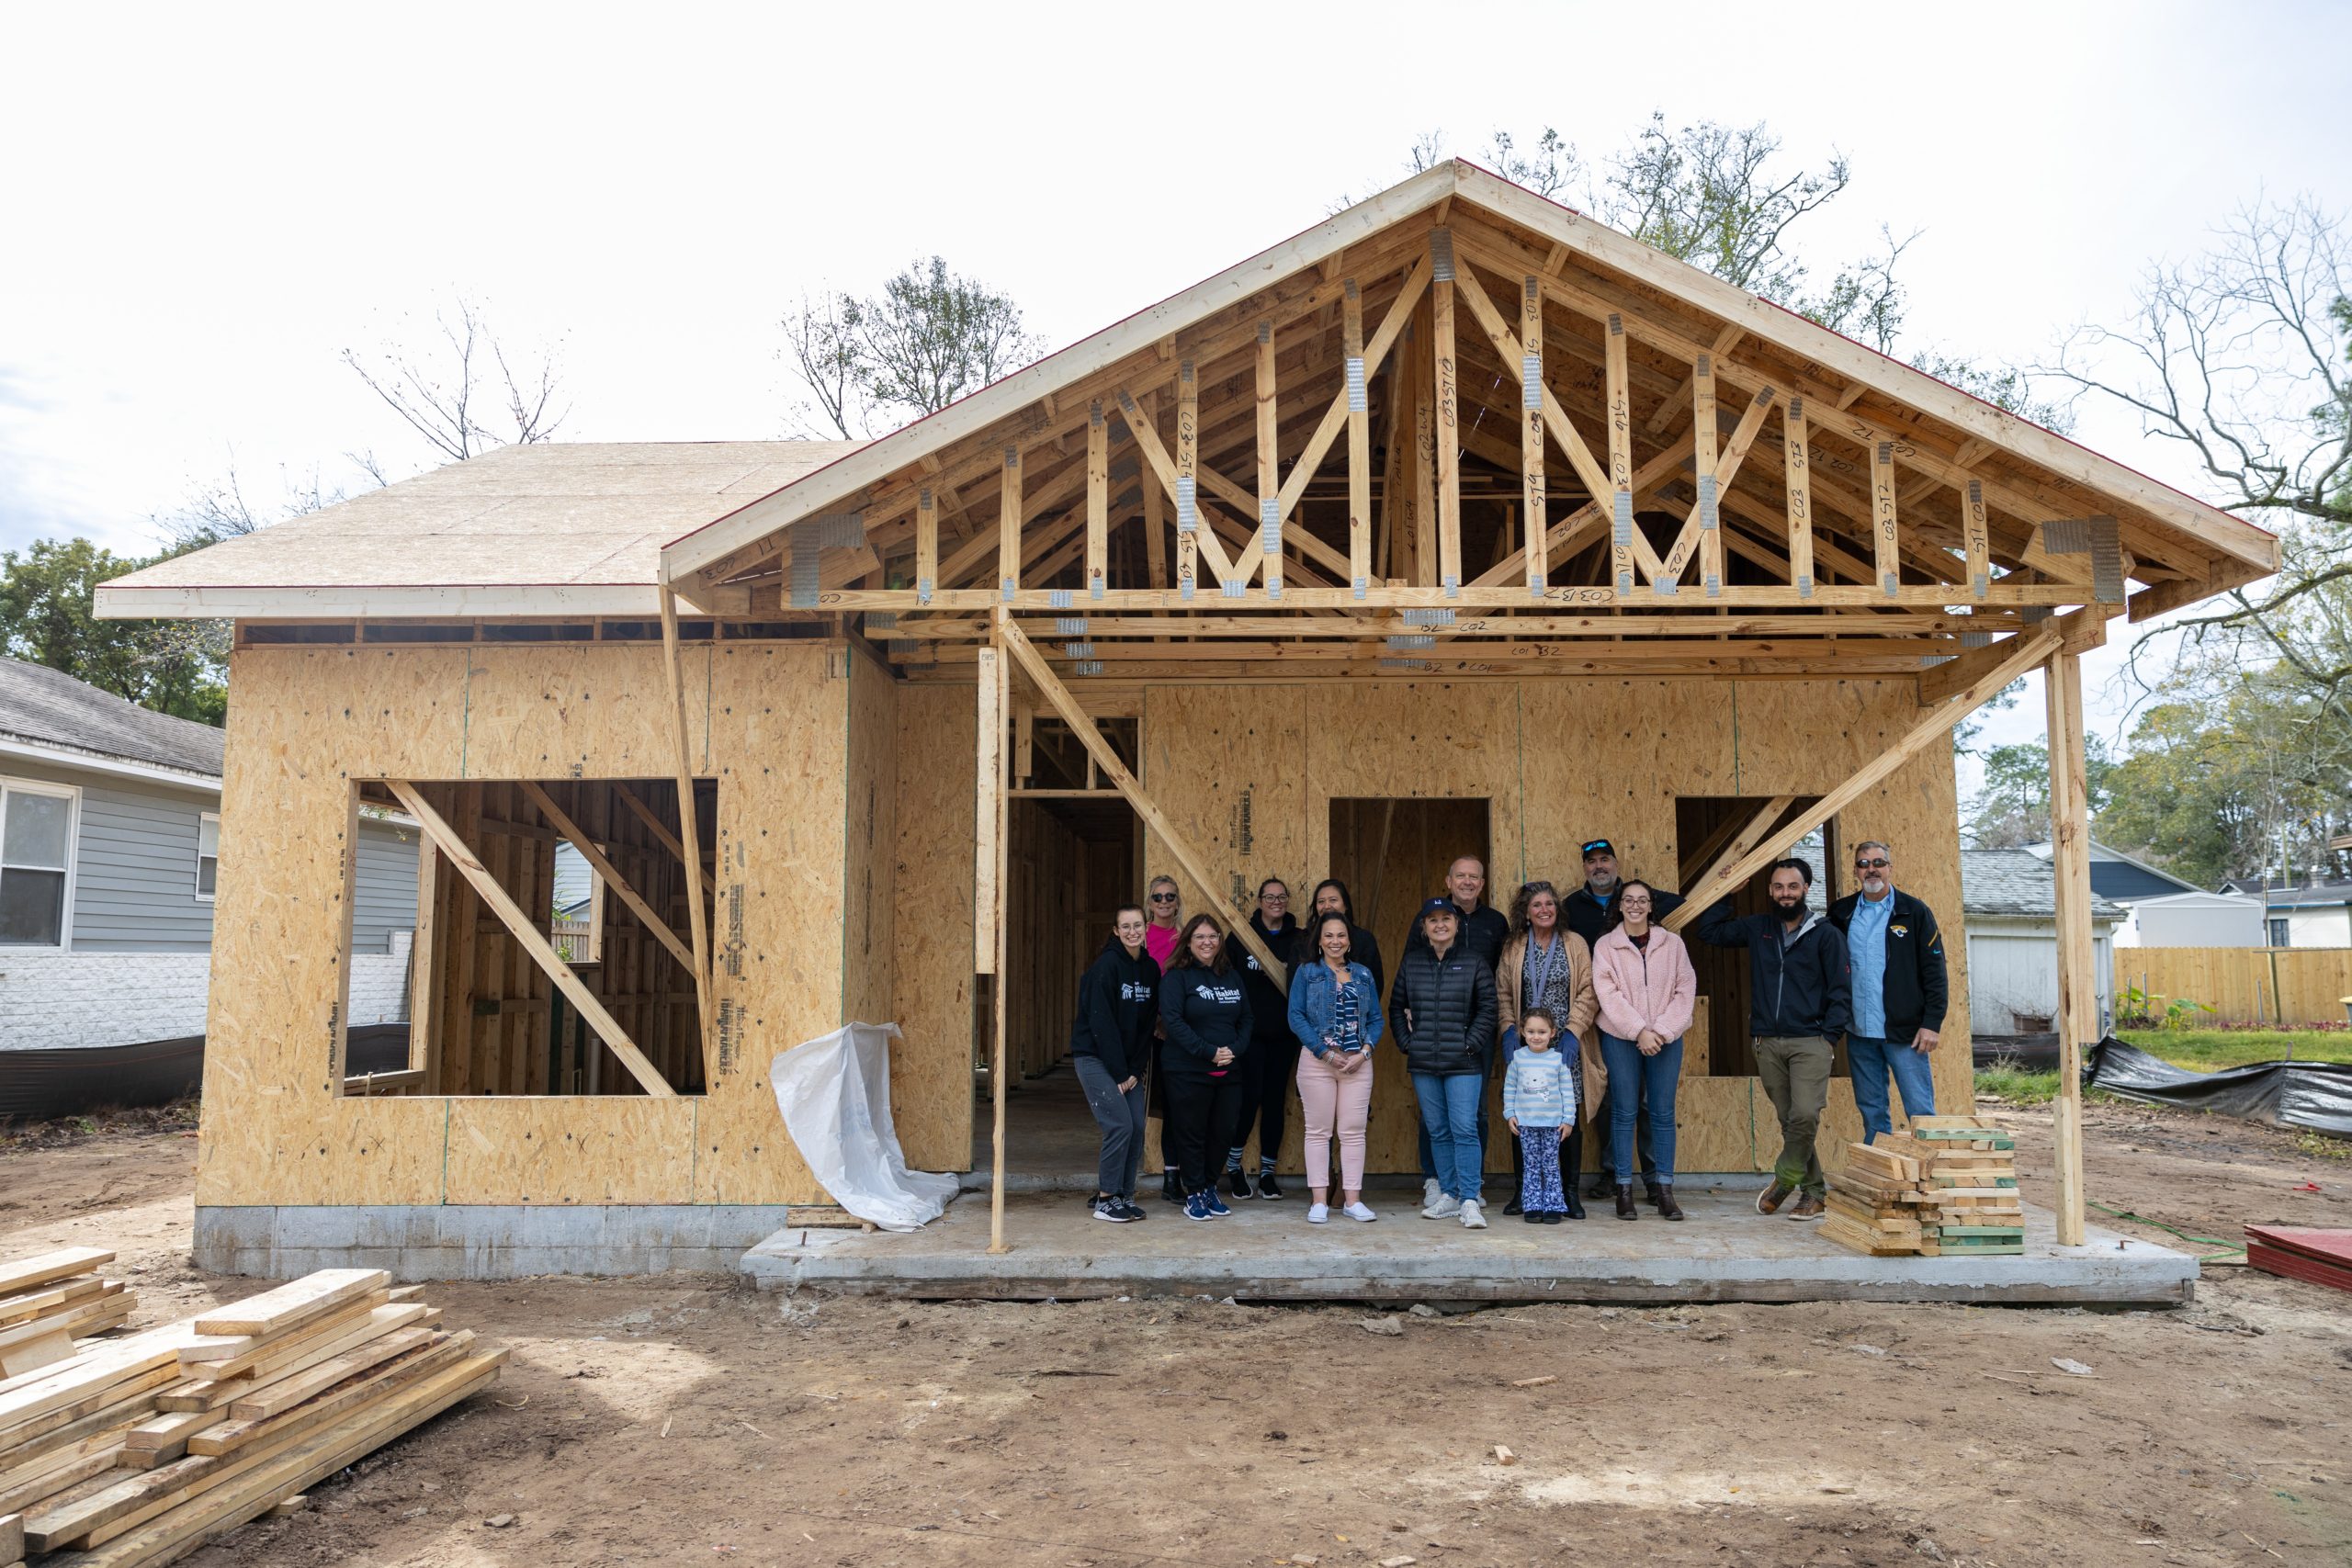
[741, 1182, 2198, 1305]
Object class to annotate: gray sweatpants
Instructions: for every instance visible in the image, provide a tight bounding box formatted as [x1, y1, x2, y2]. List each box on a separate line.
[1073, 1053, 1148, 1199]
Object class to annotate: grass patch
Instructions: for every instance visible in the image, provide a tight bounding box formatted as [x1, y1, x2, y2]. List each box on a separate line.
[2114, 1029, 2352, 1070]
[1973, 1062, 2064, 1105]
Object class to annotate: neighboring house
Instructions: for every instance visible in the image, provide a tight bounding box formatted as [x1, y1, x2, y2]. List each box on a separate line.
[1961, 848, 2123, 1037]
[2030, 840, 2266, 948]
[0, 657, 422, 1054]
[2218, 875, 2352, 949]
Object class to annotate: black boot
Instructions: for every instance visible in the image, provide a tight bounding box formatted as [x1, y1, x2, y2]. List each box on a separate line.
[1504, 1194, 1523, 1215]
[1566, 1189, 1587, 1220]
[1657, 1185, 1685, 1222]
[1614, 1183, 1638, 1221]
[1161, 1168, 1182, 1204]
[1645, 1176, 1666, 1209]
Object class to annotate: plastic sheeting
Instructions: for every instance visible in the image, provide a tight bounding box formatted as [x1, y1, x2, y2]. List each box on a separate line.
[2087, 1038, 2352, 1138]
[770, 1022, 960, 1231]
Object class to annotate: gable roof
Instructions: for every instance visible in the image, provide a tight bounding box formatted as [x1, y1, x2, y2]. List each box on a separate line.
[96, 440, 862, 620]
[0, 657, 225, 781]
[1962, 848, 2125, 920]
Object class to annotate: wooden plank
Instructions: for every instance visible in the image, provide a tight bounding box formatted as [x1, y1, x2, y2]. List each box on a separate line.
[0, 1277, 110, 1330]
[1681, 795, 1797, 903]
[1662, 627, 2062, 929]
[1520, 274, 1547, 593]
[1431, 234, 1462, 592]
[1693, 353, 1723, 596]
[191, 1270, 387, 1341]
[518, 782, 695, 975]
[2047, 647, 2094, 1247]
[1274, 255, 1431, 534]
[1960, 478, 1992, 600]
[1871, 439, 1901, 596]
[998, 620, 1286, 989]
[387, 782, 674, 1098]
[1451, 264, 1611, 503]
[974, 643, 1002, 976]
[998, 445, 1023, 600]
[1784, 395, 1816, 594]
[1085, 401, 1108, 600]
[1917, 631, 2042, 705]
[1606, 314, 1635, 597]
[169, 1303, 420, 1404]
[1176, 360, 1203, 595]
[221, 1328, 443, 1426]
[1343, 280, 1371, 594]
[0, 1252, 110, 1302]
[915, 484, 939, 604]
[986, 615, 1012, 1254]
[658, 587, 716, 1059]
[1256, 321, 1282, 596]
[1141, 392, 1168, 592]
[0, 1341, 190, 1431]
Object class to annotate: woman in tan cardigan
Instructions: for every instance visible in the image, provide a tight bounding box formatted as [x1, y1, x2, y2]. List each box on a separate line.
[1495, 882, 1599, 1218]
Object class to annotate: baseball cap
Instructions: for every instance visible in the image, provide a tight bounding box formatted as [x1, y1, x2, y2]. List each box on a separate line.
[1580, 839, 1616, 859]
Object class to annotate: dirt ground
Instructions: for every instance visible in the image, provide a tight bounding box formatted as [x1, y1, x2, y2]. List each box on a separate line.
[3, 1101, 2346, 1568]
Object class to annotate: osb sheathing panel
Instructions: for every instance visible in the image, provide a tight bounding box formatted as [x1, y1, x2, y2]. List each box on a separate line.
[888, 682, 976, 1171]
[842, 644, 898, 1029]
[199, 642, 850, 1210]
[1117, 677, 1968, 1178]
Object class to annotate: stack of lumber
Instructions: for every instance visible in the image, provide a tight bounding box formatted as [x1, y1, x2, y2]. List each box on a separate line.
[2245, 1225, 2352, 1294]
[1825, 1116, 2024, 1258]
[0, 1252, 134, 1383]
[0, 1267, 503, 1567]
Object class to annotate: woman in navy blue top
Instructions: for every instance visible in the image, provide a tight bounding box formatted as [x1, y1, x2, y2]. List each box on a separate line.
[1158, 913, 1253, 1221]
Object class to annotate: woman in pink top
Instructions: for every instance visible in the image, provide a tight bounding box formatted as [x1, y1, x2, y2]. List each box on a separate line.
[1143, 875, 1183, 1201]
[1590, 880, 1698, 1223]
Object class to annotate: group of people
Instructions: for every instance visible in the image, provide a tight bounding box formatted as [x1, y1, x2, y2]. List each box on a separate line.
[1066, 838, 1949, 1233]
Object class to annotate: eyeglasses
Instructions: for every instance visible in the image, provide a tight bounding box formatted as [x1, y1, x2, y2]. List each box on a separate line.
[1149, 893, 1179, 902]
[1855, 858, 1889, 871]
[1261, 892, 1289, 904]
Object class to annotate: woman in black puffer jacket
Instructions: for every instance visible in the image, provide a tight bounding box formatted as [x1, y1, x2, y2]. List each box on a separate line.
[1388, 898, 1498, 1228]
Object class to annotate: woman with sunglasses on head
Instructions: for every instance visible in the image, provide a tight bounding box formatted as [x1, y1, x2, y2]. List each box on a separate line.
[1159, 912, 1254, 1222]
[1143, 875, 1185, 1201]
[1494, 881, 1597, 1217]
[1222, 878, 1305, 1200]
[1590, 880, 1698, 1222]
[1287, 909, 1385, 1224]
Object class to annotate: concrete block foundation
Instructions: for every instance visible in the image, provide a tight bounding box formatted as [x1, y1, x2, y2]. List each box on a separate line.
[197, 1203, 801, 1279]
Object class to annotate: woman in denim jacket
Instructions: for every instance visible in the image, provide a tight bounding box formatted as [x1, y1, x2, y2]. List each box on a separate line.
[1286, 911, 1387, 1224]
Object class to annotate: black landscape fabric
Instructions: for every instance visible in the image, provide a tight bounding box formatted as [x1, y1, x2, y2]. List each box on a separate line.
[2087, 1037, 2352, 1138]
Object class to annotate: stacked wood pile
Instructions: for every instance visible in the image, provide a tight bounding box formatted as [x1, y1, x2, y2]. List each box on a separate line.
[0, 1266, 503, 1567]
[0, 1253, 134, 1384]
[1825, 1116, 2025, 1258]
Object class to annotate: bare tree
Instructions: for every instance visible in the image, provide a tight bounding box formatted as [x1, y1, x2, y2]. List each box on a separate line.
[343, 296, 568, 464]
[778, 257, 1045, 439]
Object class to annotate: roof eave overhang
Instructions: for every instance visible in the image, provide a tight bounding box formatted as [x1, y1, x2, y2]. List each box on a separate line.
[91, 582, 664, 622]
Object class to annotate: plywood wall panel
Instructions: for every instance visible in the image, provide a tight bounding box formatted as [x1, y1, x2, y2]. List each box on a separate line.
[842, 644, 899, 1028]
[888, 682, 976, 1172]
[443, 1099, 697, 1204]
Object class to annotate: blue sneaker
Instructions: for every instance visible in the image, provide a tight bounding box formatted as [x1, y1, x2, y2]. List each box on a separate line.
[1183, 1191, 1216, 1222]
[1204, 1188, 1232, 1218]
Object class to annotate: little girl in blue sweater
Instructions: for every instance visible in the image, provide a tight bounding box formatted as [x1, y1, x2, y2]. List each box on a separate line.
[1502, 1008, 1577, 1223]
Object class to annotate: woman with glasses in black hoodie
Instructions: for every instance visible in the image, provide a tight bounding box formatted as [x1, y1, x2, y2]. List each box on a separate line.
[1069, 904, 1162, 1223]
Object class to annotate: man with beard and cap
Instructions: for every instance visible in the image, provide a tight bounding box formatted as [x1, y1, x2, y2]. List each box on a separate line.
[1562, 840, 1684, 1203]
[1826, 840, 1948, 1144]
[1696, 858, 1850, 1220]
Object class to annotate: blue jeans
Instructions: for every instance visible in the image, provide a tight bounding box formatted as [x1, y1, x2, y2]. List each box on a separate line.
[1599, 1032, 1682, 1186]
[1411, 1072, 1486, 1201]
[1417, 1096, 1489, 1187]
[1848, 1033, 1936, 1144]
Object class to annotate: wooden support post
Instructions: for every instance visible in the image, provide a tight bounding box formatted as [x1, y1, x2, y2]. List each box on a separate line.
[1085, 401, 1108, 600]
[1256, 321, 1282, 596]
[516, 782, 696, 975]
[1784, 395, 1815, 596]
[1520, 275, 1547, 594]
[2046, 649, 2094, 1247]
[999, 446, 1023, 602]
[1413, 306, 1436, 587]
[1962, 478, 1992, 601]
[1606, 314, 1635, 598]
[1343, 280, 1371, 598]
[978, 624, 1011, 1253]
[1661, 627, 2060, 930]
[658, 586, 717, 1056]
[916, 486, 939, 604]
[1430, 231, 1462, 594]
[1176, 362, 1201, 598]
[385, 781, 675, 1098]
[1693, 354, 1723, 597]
[999, 621, 1288, 989]
[1871, 439, 1900, 597]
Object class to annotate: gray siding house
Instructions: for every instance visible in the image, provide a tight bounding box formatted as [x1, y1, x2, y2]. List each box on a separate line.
[0, 657, 422, 1055]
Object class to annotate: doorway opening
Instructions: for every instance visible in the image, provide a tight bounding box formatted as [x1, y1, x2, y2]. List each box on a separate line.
[1328, 797, 1494, 968]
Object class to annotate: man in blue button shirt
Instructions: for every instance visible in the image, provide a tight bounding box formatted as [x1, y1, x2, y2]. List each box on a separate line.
[1826, 840, 1949, 1143]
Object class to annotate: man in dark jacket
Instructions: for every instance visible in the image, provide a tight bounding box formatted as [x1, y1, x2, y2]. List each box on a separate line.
[1696, 858, 1851, 1220]
[1067, 906, 1163, 1222]
[1390, 898, 1499, 1225]
[1826, 840, 1949, 1144]
[1402, 856, 1511, 969]
[1563, 839, 1685, 1201]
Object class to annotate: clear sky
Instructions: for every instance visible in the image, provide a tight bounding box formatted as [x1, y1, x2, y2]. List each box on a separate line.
[3, 2, 2346, 773]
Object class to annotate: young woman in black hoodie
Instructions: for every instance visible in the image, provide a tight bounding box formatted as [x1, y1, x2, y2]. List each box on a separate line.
[1069, 904, 1162, 1223]
[1222, 878, 1304, 1201]
[1159, 912, 1253, 1222]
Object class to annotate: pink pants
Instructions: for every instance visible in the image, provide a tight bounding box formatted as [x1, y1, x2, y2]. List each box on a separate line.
[1295, 1048, 1375, 1191]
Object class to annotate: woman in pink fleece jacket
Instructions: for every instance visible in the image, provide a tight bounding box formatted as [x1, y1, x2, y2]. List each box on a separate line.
[1590, 881, 1698, 1223]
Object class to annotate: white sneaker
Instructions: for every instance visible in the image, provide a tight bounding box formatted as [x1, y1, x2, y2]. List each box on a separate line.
[1421, 1194, 1462, 1219]
[1422, 1178, 1442, 1209]
[1344, 1201, 1377, 1223]
[1460, 1199, 1487, 1230]
[1306, 1202, 1330, 1224]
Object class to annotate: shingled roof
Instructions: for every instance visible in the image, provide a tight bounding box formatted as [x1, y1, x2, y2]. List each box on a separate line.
[1962, 847, 2124, 920]
[0, 657, 225, 780]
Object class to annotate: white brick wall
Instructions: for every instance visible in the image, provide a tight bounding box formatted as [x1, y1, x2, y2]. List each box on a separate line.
[0, 940, 413, 1052]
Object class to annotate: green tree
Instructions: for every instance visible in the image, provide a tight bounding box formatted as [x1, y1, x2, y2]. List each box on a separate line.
[0, 536, 226, 724]
[780, 257, 1046, 439]
[1962, 737, 2114, 848]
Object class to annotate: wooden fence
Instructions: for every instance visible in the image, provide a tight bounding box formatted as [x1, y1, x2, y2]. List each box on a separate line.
[2122, 946, 2352, 1027]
